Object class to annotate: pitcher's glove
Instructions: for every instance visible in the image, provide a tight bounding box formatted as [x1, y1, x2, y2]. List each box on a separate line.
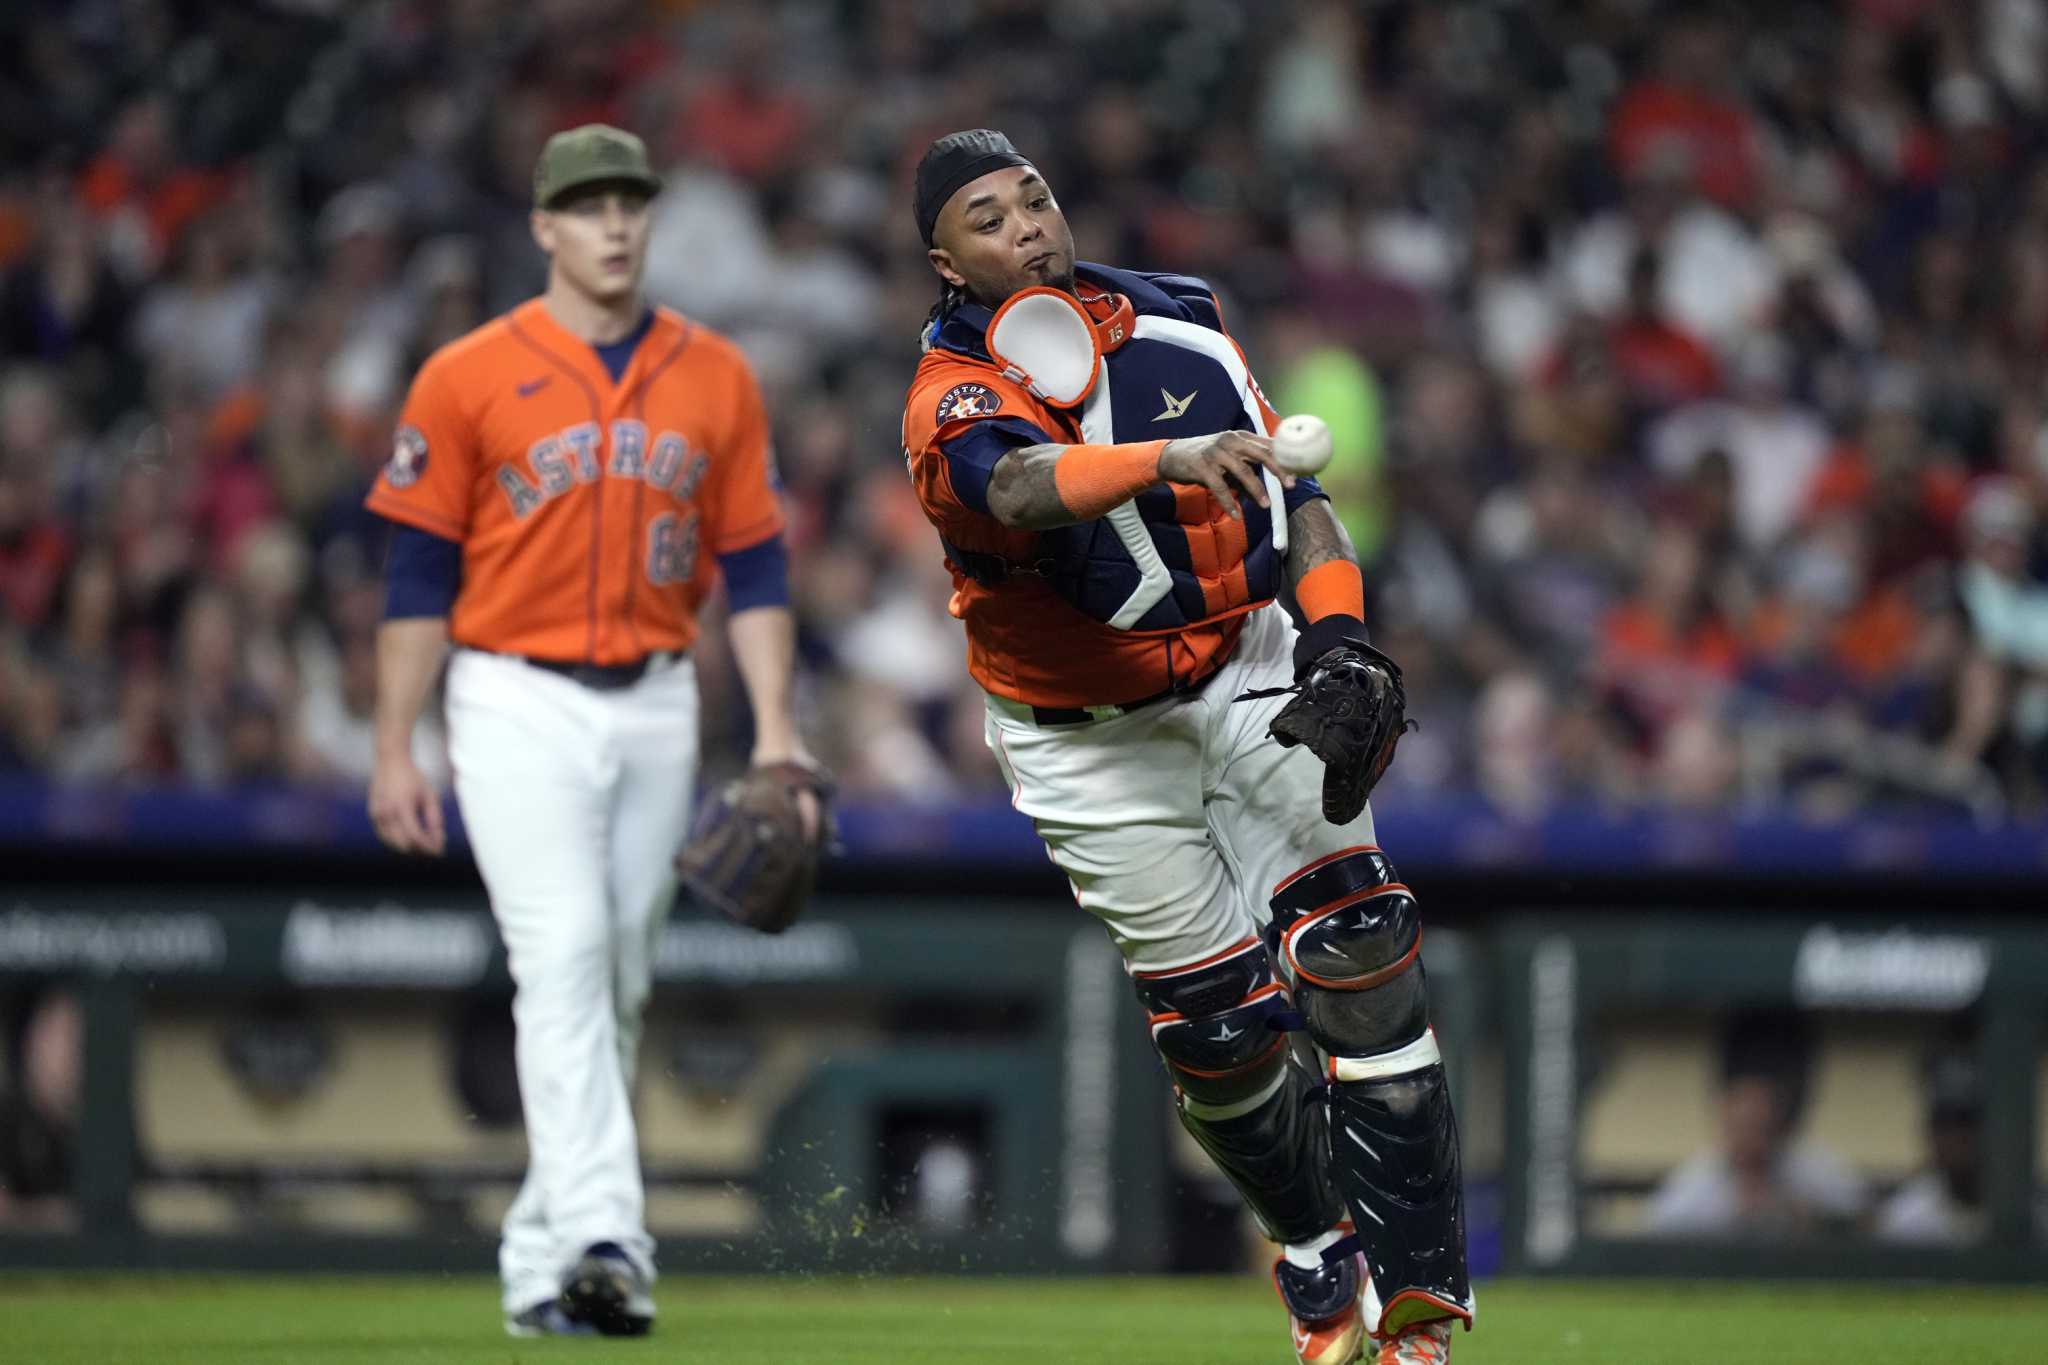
[1239, 616, 1414, 825]
[676, 760, 834, 934]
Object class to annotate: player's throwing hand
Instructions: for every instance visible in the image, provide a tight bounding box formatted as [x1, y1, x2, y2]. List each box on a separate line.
[1159, 430, 1296, 518]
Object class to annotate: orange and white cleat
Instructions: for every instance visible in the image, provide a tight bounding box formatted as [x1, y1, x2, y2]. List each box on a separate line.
[1274, 1248, 1368, 1365]
[1372, 1318, 1452, 1364]
[1290, 1306, 1367, 1365]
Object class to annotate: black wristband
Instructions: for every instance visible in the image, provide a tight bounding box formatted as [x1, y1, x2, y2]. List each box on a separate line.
[1292, 613, 1370, 678]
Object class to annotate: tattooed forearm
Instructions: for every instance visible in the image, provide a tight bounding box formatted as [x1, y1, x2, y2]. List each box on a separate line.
[1286, 498, 1355, 585]
[987, 432, 1283, 531]
[985, 444, 1076, 529]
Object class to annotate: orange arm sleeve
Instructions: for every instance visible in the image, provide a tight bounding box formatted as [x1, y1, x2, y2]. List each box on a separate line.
[1295, 559, 1365, 623]
[1051, 440, 1168, 521]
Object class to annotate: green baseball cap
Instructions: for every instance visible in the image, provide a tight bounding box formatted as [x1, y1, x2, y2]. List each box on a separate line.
[532, 124, 662, 208]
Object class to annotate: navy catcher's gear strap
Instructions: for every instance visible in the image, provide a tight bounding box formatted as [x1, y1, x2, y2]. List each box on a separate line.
[1269, 848, 1472, 1335]
[1130, 938, 1342, 1244]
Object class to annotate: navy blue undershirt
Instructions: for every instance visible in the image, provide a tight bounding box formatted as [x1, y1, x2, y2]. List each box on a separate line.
[716, 535, 791, 612]
[591, 309, 655, 383]
[383, 524, 463, 618]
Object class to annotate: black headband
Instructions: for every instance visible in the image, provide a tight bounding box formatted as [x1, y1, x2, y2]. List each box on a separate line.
[914, 128, 1031, 246]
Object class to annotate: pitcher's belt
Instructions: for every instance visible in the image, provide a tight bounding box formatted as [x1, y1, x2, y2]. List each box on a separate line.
[498, 650, 686, 691]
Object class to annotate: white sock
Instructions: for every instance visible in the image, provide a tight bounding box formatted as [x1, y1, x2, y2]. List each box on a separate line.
[1282, 1225, 1348, 1270]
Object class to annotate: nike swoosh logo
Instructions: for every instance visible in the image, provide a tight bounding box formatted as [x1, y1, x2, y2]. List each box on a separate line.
[516, 377, 551, 398]
[1153, 388, 1196, 421]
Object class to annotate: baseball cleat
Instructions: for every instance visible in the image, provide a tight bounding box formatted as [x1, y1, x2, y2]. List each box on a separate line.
[1373, 1318, 1452, 1364]
[559, 1241, 655, 1337]
[505, 1299, 595, 1338]
[1275, 1248, 1368, 1365]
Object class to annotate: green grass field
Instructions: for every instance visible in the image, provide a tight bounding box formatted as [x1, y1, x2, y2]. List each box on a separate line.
[2, 1275, 2045, 1364]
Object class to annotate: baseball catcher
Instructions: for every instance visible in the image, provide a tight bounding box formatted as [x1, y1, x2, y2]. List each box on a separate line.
[898, 128, 1471, 1365]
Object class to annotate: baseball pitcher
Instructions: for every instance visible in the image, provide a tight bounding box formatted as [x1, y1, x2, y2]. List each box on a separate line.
[365, 124, 822, 1338]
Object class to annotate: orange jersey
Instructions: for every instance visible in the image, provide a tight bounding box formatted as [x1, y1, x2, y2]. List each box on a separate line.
[903, 264, 1320, 710]
[366, 300, 782, 663]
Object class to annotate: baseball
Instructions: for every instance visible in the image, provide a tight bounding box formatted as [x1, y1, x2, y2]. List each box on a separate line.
[1272, 413, 1333, 475]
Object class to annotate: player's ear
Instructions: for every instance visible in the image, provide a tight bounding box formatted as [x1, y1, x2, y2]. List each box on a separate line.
[530, 209, 555, 254]
[928, 247, 966, 290]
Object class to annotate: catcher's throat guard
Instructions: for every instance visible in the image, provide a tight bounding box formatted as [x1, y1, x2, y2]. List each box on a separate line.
[986, 287, 1101, 408]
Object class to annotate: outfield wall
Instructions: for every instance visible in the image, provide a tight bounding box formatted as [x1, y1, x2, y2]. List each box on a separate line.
[3, 789, 2045, 1278]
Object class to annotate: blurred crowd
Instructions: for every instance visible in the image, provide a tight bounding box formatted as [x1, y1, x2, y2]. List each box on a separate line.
[1641, 1010, 1988, 1245]
[4, 0, 2048, 819]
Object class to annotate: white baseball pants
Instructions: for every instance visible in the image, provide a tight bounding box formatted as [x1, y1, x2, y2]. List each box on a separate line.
[984, 604, 1377, 975]
[444, 647, 698, 1313]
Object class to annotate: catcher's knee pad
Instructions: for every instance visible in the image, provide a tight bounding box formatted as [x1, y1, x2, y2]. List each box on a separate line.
[1271, 847, 1470, 1334]
[1271, 846, 1426, 1059]
[1132, 938, 1342, 1244]
[1132, 938, 1292, 1106]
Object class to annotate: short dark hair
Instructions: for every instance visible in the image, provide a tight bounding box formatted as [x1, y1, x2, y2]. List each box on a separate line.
[1719, 1007, 1813, 1126]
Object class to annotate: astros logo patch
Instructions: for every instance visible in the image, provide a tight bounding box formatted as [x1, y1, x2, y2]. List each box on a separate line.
[386, 425, 429, 489]
[936, 382, 1000, 424]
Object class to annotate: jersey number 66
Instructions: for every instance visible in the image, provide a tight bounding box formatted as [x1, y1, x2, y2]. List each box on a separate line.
[646, 511, 698, 586]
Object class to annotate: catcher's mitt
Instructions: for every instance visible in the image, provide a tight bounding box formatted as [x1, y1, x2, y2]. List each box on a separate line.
[675, 761, 833, 934]
[1240, 617, 1414, 825]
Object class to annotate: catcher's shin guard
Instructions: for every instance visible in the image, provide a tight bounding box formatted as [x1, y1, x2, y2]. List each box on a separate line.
[1271, 848, 1472, 1335]
[1132, 938, 1344, 1244]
